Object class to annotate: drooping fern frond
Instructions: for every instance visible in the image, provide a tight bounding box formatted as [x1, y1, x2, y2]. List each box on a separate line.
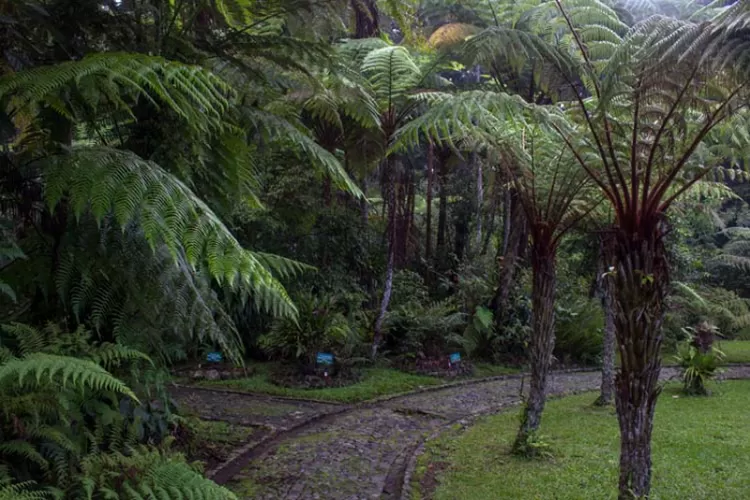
[242, 109, 364, 197]
[0, 353, 139, 403]
[41, 146, 297, 318]
[0, 53, 231, 133]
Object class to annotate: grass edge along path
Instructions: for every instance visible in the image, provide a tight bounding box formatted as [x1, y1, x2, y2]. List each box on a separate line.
[197, 363, 520, 404]
[413, 380, 750, 500]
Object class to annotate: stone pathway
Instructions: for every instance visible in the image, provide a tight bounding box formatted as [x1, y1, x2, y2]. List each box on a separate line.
[171, 365, 750, 500]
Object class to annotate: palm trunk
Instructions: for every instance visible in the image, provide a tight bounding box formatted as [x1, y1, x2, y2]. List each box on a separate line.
[595, 232, 617, 406]
[514, 236, 556, 451]
[613, 222, 669, 499]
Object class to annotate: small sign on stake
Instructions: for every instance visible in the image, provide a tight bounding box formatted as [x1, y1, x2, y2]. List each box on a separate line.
[316, 352, 334, 366]
[449, 352, 461, 365]
[207, 352, 223, 363]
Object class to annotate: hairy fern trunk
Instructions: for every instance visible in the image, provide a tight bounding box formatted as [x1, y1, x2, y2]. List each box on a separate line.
[613, 220, 668, 499]
[515, 237, 556, 449]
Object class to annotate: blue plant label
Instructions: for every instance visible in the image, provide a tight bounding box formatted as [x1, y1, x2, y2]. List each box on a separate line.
[316, 352, 334, 365]
[449, 352, 461, 364]
[207, 352, 223, 363]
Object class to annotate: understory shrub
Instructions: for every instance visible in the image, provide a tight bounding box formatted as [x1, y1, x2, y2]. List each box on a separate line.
[259, 292, 365, 372]
[675, 322, 725, 396]
[0, 323, 232, 499]
[554, 299, 604, 366]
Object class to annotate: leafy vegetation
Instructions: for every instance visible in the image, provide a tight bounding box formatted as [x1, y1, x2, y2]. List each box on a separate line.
[3, 0, 750, 496]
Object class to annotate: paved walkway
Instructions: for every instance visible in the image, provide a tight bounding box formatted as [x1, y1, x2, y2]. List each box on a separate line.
[171, 366, 750, 500]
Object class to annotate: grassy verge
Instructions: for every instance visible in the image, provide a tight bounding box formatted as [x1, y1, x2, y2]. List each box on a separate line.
[717, 340, 750, 363]
[199, 366, 445, 403]
[471, 363, 521, 378]
[415, 380, 750, 500]
[197, 362, 520, 404]
[178, 417, 256, 471]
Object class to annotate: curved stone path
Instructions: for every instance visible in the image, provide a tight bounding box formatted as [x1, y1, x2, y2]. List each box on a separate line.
[171, 365, 750, 500]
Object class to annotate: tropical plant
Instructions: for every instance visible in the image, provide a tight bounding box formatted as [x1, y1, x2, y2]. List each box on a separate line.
[259, 293, 357, 369]
[395, 0, 750, 493]
[675, 322, 725, 395]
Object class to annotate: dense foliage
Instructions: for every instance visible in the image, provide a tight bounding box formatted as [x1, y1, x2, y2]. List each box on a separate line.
[2, 0, 750, 497]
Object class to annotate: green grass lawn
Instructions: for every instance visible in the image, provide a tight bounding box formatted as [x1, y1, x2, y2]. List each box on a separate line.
[199, 365, 445, 403]
[716, 340, 750, 363]
[416, 380, 750, 500]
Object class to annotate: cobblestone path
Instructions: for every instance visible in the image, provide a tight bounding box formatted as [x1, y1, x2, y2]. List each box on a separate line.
[172, 366, 750, 500]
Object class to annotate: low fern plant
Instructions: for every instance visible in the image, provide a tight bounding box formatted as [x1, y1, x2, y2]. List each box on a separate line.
[0, 323, 234, 498]
[674, 322, 725, 396]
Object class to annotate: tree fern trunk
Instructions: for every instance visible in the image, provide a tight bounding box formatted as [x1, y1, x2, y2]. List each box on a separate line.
[613, 221, 668, 499]
[514, 237, 556, 450]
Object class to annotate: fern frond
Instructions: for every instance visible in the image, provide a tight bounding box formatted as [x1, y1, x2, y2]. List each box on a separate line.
[0, 53, 231, 133]
[42, 146, 298, 318]
[0, 353, 139, 403]
[0, 480, 52, 500]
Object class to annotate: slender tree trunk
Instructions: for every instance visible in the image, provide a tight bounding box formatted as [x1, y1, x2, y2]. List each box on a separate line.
[481, 171, 501, 256]
[490, 190, 527, 329]
[425, 143, 434, 260]
[372, 243, 394, 357]
[372, 158, 396, 357]
[596, 232, 616, 406]
[612, 221, 669, 499]
[436, 157, 448, 264]
[514, 236, 556, 451]
[475, 154, 483, 249]
[502, 187, 512, 255]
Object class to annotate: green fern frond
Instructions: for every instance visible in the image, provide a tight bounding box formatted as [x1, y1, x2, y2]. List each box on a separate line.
[0, 353, 139, 403]
[42, 146, 297, 318]
[0, 53, 231, 133]
[0, 480, 52, 500]
[361, 46, 422, 104]
[78, 446, 237, 500]
[0, 441, 49, 471]
[243, 109, 363, 197]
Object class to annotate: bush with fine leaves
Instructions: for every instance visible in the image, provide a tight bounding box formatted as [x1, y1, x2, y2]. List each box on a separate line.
[259, 293, 361, 369]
